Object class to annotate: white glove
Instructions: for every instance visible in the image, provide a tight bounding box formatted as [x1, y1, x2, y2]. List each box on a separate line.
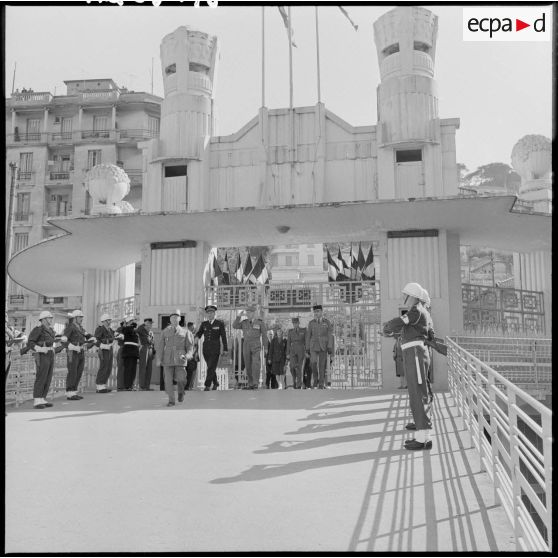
[68, 343, 83, 352]
[100, 343, 112, 350]
[60, 336, 68, 343]
[88, 337, 97, 343]
[116, 334, 124, 340]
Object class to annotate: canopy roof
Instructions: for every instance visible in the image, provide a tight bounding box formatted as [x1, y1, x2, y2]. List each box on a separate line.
[8, 195, 550, 296]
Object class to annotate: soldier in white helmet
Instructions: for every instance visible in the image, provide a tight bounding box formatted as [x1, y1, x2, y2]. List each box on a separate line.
[26, 311, 64, 409]
[94, 313, 120, 393]
[383, 282, 434, 450]
[63, 310, 96, 400]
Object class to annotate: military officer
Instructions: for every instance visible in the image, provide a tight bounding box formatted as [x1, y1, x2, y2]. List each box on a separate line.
[232, 305, 267, 390]
[382, 282, 434, 451]
[156, 310, 193, 406]
[94, 313, 117, 393]
[27, 311, 64, 409]
[305, 304, 334, 389]
[196, 305, 228, 391]
[63, 310, 96, 400]
[137, 318, 155, 390]
[286, 316, 306, 389]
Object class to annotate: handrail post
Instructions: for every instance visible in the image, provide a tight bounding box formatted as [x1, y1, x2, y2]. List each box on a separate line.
[488, 368, 500, 506]
[508, 390, 522, 549]
[541, 411, 552, 551]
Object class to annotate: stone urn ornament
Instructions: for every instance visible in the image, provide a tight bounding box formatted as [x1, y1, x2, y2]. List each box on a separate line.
[85, 164, 132, 214]
[511, 135, 552, 194]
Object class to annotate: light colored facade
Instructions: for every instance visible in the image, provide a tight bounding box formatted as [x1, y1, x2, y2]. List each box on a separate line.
[270, 244, 326, 283]
[5, 80, 162, 330]
[7, 9, 551, 390]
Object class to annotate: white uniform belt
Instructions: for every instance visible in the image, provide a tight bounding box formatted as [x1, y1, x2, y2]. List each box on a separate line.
[400, 340, 425, 350]
[124, 341, 139, 347]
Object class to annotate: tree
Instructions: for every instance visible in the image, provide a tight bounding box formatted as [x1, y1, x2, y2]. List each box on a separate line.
[460, 162, 521, 195]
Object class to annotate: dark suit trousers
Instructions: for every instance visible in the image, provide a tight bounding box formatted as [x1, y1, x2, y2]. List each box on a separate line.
[66, 350, 85, 392]
[116, 346, 125, 389]
[138, 346, 153, 389]
[33, 352, 55, 398]
[95, 348, 114, 385]
[186, 359, 197, 389]
[203, 345, 220, 387]
[123, 358, 138, 389]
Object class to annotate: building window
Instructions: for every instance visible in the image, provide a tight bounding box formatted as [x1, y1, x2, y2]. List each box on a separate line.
[165, 64, 176, 75]
[13, 232, 29, 255]
[285, 256, 292, 266]
[87, 150, 102, 169]
[26, 118, 41, 140]
[15, 193, 30, 220]
[148, 116, 160, 137]
[396, 149, 422, 163]
[19, 152, 33, 172]
[382, 43, 400, 57]
[93, 115, 109, 136]
[414, 41, 431, 54]
[42, 296, 64, 305]
[164, 165, 187, 178]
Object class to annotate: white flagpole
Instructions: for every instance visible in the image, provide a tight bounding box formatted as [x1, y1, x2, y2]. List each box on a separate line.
[315, 7, 321, 103]
[288, 6, 293, 109]
[261, 6, 265, 107]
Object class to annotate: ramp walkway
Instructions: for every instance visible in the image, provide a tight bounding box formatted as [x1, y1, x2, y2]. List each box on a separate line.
[6, 388, 516, 553]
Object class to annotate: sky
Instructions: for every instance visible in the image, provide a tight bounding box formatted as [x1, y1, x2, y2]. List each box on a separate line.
[4, 3, 553, 172]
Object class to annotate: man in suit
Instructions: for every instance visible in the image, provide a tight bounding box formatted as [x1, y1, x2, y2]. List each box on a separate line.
[196, 305, 228, 391]
[156, 310, 193, 406]
[286, 316, 306, 389]
[137, 318, 155, 390]
[305, 304, 334, 389]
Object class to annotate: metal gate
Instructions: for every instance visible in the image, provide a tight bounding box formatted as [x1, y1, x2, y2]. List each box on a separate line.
[204, 280, 382, 389]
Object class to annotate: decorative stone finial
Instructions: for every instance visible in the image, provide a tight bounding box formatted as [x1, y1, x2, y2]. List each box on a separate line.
[85, 164, 132, 215]
[511, 135, 551, 194]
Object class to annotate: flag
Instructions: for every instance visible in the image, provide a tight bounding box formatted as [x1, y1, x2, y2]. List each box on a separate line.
[211, 252, 223, 286]
[278, 6, 297, 47]
[242, 254, 253, 284]
[357, 243, 366, 275]
[339, 6, 358, 31]
[362, 244, 375, 281]
[327, 248, 339, 282]
[203, 248, 218, 287]
[234, 251, 243, 284]
[222, 252, 230, 285]
[350, 244, 359, 280]
[336, 245, 350, 281]
[249, 253, 267, 285]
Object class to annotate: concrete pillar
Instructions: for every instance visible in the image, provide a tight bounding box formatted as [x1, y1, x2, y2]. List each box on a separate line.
[111, 105, 116, 130]
[12, 109, 16, 134]
[81, 263, 135, 332]
[380, 228, 462, 392]
[78, 107, 83, 135]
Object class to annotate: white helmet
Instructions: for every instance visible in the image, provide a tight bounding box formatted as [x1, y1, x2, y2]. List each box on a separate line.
[421, 288, 431, 307]
[39, 311, 53, 320]
[72, 310, 84, 318]
[99, 313, 111, 323]
[402, 282, 424, 300]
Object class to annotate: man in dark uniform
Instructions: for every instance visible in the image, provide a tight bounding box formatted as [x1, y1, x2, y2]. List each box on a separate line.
[286, 316, 306, 389]
[137, 318, 155, 390]
[63, 310, 96, 400]
[94, 313, 116, 393]
[383, 282, 434, 451]
[196, 305, 228, 391]
[27, 311, 64, 408]
[305, 304, 334, 389]
[185, 322, 199, 390]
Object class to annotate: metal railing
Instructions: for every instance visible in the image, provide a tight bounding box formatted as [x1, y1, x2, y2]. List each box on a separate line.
[81, 129, 114, 140]
[118, 129, 159, 141]
[96, 295, 140, 326]
[447, 337, 552, 552]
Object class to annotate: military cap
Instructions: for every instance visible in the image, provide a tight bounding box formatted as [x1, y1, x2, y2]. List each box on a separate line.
[291, 316, 300, 322]
[170, 309, 181, 317]
[143, 318, 153, 323]
[205, 305, 217, 312]
[312, 304, 323, 311]
[246, 305, 257, 312]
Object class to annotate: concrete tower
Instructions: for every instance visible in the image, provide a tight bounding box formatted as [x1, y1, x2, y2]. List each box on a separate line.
[374, 7, 458, 199]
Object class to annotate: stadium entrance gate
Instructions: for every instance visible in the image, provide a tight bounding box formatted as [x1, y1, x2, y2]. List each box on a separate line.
[203, 280, 382, 389]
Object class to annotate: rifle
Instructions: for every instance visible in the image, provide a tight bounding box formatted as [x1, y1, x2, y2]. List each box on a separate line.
[425, 337, 447, 357]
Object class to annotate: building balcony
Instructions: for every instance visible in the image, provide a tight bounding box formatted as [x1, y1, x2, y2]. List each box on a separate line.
[8, 132, 48, 145]
[13, 212, 33, 225]
[80, 129, 116, 141]
[46, 170, 73, 183]
[49, 131, 76, 144]
[10, 91, 53, 105]
[80, 90, 120, 103]
[44, 204, 72, 221]
[117, 128, 159, 142]
[16, 170, 35, 183]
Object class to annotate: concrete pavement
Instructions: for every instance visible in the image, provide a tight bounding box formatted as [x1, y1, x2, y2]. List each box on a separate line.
[5, 388, 515, 553]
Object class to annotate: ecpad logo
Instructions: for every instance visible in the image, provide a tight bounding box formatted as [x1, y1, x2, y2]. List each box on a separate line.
[463, 7, 551, 41]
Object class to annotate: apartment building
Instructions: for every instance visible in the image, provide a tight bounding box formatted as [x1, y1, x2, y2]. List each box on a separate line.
[269, 244, 326, 283]
[5, 78, 162, 331]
